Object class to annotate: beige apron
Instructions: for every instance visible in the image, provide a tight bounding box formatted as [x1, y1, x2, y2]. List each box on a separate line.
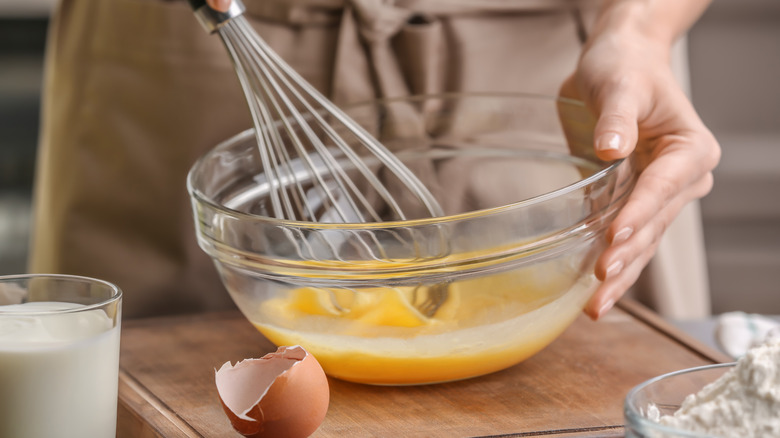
[30, 0, 709, 319]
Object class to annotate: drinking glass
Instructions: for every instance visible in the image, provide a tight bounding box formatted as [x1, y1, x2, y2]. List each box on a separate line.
[0, 274, 122, 438]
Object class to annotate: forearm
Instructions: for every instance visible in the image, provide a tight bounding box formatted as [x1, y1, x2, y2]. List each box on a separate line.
[589, 0, 712, 52]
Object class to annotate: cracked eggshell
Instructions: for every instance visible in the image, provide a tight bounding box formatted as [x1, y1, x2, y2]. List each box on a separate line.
[215, 345, 329, 438]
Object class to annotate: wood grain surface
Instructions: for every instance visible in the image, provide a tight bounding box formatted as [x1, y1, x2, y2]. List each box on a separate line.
[117, 300, 730, 438]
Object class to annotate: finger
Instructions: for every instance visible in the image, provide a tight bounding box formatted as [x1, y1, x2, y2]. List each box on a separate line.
[585, 174, 713, 320]
[599, 172, 713, 279]
[207, 0, 232, 12]
[592, 83, 641, 161]
[584, 243, 658, 320]
[585, 224, 660, 320]
[607, 144, 715, 245]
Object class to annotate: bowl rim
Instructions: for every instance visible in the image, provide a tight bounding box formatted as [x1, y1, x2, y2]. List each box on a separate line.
[623, 362, 737, 437]
[0, 273, 123, 315]
[187, 91, 630, 230]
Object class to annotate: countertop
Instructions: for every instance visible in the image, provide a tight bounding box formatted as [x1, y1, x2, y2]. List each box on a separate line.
[116, 299, 731, 438]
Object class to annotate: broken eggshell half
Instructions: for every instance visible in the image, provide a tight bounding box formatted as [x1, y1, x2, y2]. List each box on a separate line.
[215, 345, 330, 438]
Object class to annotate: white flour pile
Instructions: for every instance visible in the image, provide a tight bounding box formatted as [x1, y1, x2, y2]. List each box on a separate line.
[658, 339, 780, 436]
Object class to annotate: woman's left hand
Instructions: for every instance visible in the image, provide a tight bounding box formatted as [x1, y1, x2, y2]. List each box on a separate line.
[559, 14, 721, 320]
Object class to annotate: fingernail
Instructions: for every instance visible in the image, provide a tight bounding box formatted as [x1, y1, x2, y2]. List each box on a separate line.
[597, 298, 615, 319]
[596, 132, 621, 152]
[613, 227, 633, 244]
[606, 260, 623, 278]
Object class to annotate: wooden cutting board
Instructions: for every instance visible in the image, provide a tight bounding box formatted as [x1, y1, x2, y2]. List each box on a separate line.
[116, 299, 730, 437]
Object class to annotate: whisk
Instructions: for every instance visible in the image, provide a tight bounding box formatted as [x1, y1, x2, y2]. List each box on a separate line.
[188, 0, 448, 316]
[188, 0, 443, 224]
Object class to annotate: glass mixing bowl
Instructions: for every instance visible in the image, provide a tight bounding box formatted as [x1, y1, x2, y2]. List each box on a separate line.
[624, 363, 736, 438]
[187, 92, 636, 385]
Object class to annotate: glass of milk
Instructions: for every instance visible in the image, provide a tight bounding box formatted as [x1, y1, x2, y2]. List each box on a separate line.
[0, 274, 122, 438]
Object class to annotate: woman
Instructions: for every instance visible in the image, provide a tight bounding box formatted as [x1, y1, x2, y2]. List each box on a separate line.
[29, 0, 719, 319]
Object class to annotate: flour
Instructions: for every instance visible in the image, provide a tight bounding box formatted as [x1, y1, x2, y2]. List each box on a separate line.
[658, 339, 780, 436]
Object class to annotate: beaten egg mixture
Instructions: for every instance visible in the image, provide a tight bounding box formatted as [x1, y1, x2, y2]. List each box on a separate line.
[243, 261, 596, 385]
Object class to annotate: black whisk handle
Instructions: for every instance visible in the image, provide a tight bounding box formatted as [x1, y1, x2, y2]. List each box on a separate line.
[186, 0, 207, 10]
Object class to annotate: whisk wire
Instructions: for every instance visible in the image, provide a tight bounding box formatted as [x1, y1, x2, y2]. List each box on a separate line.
[231, 17, 444, 222]
[216, 12, 445, 249]
[227, 23, 396, 260]
[192, 0, 449, 313]
[229, 19, 394, 222]
[224, 22, 355, 222]
[220, 25, 288, 219]
[222, 24, 320, 221]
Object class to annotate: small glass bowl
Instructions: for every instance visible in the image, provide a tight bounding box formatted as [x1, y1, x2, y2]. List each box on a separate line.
[624, 363, 736, 438]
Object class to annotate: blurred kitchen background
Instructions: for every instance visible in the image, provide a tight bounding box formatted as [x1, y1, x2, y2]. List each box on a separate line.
[1, 1, 778, 319]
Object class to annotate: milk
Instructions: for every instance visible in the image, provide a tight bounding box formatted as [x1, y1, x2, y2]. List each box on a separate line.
[0, 301, 121, 438]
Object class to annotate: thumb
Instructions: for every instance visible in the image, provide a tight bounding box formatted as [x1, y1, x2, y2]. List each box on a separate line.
[593, 93, 639, 161]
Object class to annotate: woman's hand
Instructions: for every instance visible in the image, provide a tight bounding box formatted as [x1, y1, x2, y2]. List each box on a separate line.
[560, 0, 720, 320]
[207, 0, 232, 13]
